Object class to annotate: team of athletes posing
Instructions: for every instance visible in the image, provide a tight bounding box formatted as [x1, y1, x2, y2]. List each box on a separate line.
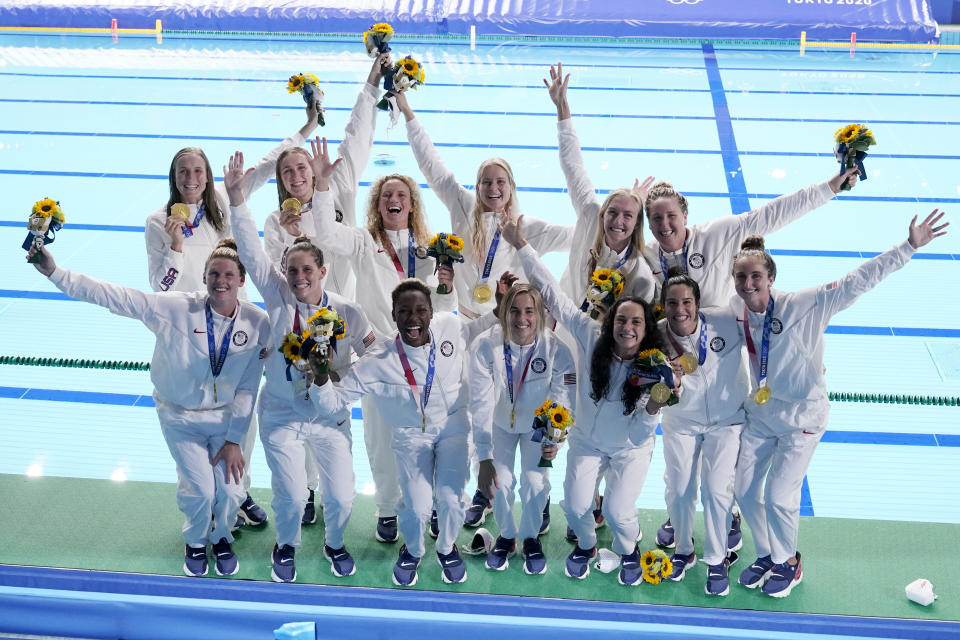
[26, 57, 948, 598]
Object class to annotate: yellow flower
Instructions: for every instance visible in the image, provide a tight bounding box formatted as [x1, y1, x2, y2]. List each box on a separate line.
[636, 348, 658, 360]
[400, 57, 420, 76]
[287, 74, 304, 94]
[593, 269, 611, 283]
[334, 322, 346, 340]
[549, 406, 571, 427]
[428, 233, 440, 247]
[640, 550, 656, 569]
[642, 571, 662, 585]
[418, 68, 426, 83]
[32, 197, 62, 219]
[535, 399, 553, 416]
[660, 558, 673, 577]
[281, 332, 303, 360]
[835, 123, 859, 144]
[446, 234, 464, 251]
[302, 73, 319, 86]
[613, 281, 624, 298]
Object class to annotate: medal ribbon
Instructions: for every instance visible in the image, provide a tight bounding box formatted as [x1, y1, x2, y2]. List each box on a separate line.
[503, 339, 537, 426]
[479, 227, 501, 284]
[205, 302, 237, 401]
[384, 229, 416, 280]
[742, 297, 774, 389]
[658, 235, 689, 280]
[395, 330, 436, 431]
[666, 312, 707, 366]
[182, 203, 205, 238]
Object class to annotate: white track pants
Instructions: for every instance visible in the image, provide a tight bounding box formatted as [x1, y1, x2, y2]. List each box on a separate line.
[563, 436, 655, 555]
[734, 420, 822, 564]
[362, 396, 401, 517]
[662, 423, 742, 565]
[490, 428, 551, 541]
[393, 428, 469, 558]
[157, 402, 245, 547]
[259, 407, 355, 550]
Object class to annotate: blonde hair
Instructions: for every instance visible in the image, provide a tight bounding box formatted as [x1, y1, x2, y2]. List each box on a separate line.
[497, 283, 546, 343]
[365, 174, 431, 247]
[470, 158, 518, 261]
[644, 181, 689, 218]
[274, 147, 315, 207]
[587, 188, 645, 280]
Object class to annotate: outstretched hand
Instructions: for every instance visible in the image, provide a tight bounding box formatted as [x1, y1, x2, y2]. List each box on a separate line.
[828, 166, 860, 194]
[498, 212, 526, 249]
[307, 137, 343, 189]
[908, 209, 949, 249]
[211, 442, 245, 485]
[223, 151, 254, 206]
[27, 244, 56, 277]
[543, 62, 571, 120]
[632, 176, 655, 207]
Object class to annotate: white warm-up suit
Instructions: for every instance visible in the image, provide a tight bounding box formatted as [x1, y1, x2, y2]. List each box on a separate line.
[556, 118, 656, 304]
[405, 118, 573, 317]
[734, 239, 919, 565]
[314, 312, 496, 559]
[47, 267, 269, 547]
[644, 181, 837, 307]
[658, 309, 747, 565]
[517, 244, 660, 555]
[231, 199, 376, 551]
[310, 188, 455, 518]
[469, 325, 576, 541]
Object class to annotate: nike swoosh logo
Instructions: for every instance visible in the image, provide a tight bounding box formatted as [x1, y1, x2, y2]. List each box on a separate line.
[337, 420, 347, 426]
[377, 249, 386, 253]
[400, 561, 417, 568]
[443, 559, 459, 566]
[217, 552, 231, 558]
[279, 558, 292, 564]
[193, 329, 206, 334]
[573, 555, 589, 561]
[802, 430, 816, 435]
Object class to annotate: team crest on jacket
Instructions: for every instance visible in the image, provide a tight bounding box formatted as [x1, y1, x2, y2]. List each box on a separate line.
[335, 208, 344, 223]
[688, 253, 704, 269]
[531, 357, 547, 374]
[440, 340, 454, 357]
[770, 318, 783, 334]
[232, 331, 248, 346]
[709, 336, 726, 352]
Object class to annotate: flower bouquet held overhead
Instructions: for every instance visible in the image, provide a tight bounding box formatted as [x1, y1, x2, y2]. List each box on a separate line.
[23, 198, 65, 264]
[833, 124, 876, 191]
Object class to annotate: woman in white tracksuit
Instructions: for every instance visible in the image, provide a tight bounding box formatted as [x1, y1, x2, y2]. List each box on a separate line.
[470, 283, 576, 575]
[144, 99, 321, 520]
[545, 63, 656, 305]
[313, 278, 498, 587]
[502, 214, 664, 587]
[393, 91, 573, 319]
[731, 211, 948, 599]
[310, 171, 456, 541]
[225, 147, 377, 583]
[28, 240, 269, 579]
[643, 167, 861, 308]
[651, 268, 747, 596]
[264, 53, 390, 297]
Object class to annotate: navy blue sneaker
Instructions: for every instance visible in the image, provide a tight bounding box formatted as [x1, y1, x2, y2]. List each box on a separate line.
[539, 497, 551, 535]
[302, 488, 317, 525]
[376, 515, 399, 543]
[324, 544, 357, 577]
[239, 493, 268, 526]
[428, 509, 439, 539]
[564, 545, 596, 579]
[522, 537, 547, 575]
[392, 544, 420, 587]
[212, 538, 238, 576]
[231, 514, 244, 532]
[762, 553, 803, 598]
[618, 546, 642, 586]
[565, 525, 578, 542]
[656, 518, 675, 548]
[706, 559, 730, 596]
[727, 513, 743, 552]
[668, 551, 697, 582]
[485, 536, 516, 571]
[270, 543, 296, 583]
[463, 490, 492, 528]
[738, 555, 775, 589]
[437, 546, 467, 584]
[183, 544, 208, 577]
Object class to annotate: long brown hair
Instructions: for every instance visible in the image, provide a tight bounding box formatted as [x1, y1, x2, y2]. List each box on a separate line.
[275, 147, 315, 207]
[166, 147, 223, 232]
[470, 158, 518, 261]
[365, 174, 431, 247]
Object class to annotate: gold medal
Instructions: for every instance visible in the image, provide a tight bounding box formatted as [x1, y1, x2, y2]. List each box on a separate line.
[473, 284, 493, 303]
[281, 197, 302, 215]
[170, 203, 190, 222]
[754, 386, 771, 405]
[677, 352, 699, 374]
[650, 382, 672, 404]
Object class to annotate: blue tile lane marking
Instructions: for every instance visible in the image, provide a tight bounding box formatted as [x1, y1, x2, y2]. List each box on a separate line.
[702, 43, 750, 215]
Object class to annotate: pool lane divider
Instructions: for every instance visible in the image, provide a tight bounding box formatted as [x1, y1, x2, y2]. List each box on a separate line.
[703, 43, 749, 215]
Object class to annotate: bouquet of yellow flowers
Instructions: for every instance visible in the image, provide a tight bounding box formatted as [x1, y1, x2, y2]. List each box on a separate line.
[833, 123, 876, 191]
[278, 307, 345, 378]
[23, 198, 66, 263]
[287, 72, 325, 126]
[639, 549, 674, 584]
[426, 232, 464, 294]
[531, 399, 574, 467]
[628, 348, 679, 406]
[583, 268, 624, 320]
[378, 55, 426, 111]
[363, 22, 393, 57]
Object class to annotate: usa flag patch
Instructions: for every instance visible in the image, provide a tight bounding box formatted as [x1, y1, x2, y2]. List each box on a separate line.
[826, 280, 839, 290]
[563, 373, 577, 385]
[362, 331, 376, 348]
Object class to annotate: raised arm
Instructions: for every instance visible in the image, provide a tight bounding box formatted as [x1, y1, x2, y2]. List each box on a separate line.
[310, 187, 372, 257]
